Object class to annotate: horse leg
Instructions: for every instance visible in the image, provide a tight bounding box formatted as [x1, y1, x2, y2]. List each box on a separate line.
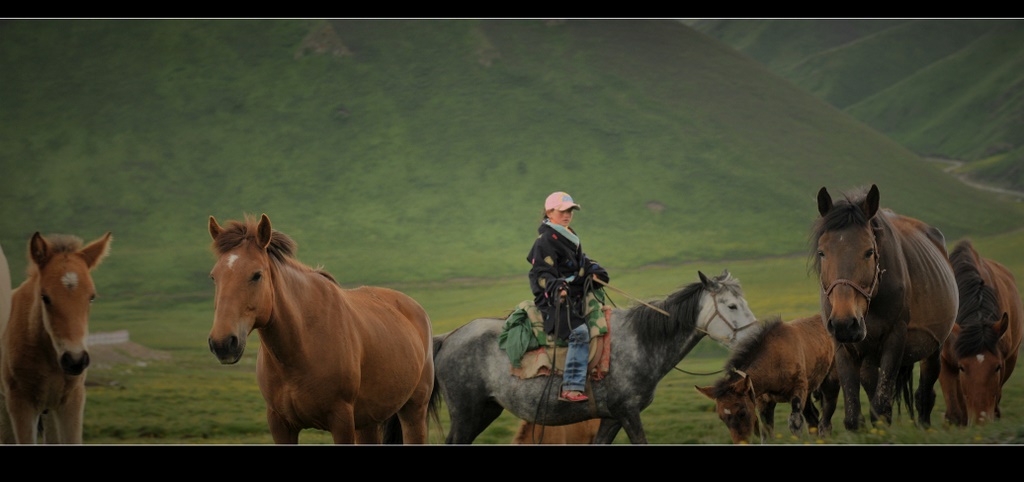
[5, 396, 40, 444]
[914, 351, 941, 428]
[939, 353, 966, 426]
[788, 395, 808, 438]
[394, 403, 429, 444]
[836, 347, 865, 431]
[817, 366, 840, 438]
[593, 418, 621, 444]
[266, 408, 301, 444]
[617, 411, 649, 444]
[355, 425, 381, 444]
[445, 400, 503, 444]
[757, 401, 776, 443]
[871, 332, 907, 426]
[802, 394, 821, 429]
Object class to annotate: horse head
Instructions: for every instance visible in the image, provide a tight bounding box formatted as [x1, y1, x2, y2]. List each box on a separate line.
[207, 213, 281, 365]
[695, 371, 759, 444]
[952, 312, 1010, 424]
[697, 269, 758, 348]
[29, 231, 112, 375]
[813, 184, 883, 344]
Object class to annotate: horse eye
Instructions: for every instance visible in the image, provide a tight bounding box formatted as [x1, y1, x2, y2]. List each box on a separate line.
[41, 294, 51, 305]
[958, 365, 965, 373]
[865, 248, 875, 259]
[90, 294, 96, 303]
[817, 250, 825, 258]
[727, 304, 738, 310]
[251, 272, 262, 282]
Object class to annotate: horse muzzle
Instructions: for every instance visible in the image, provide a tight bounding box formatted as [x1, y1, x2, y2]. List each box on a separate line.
[826, 315, 866, 344]
[60, 350, 90, 376]
[209, 335, 246, 365]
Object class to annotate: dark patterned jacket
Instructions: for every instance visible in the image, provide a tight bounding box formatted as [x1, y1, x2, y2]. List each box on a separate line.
[527, 221, 610, 338]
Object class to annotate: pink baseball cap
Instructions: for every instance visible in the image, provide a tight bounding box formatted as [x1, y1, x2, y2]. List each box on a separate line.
[545, 191, 581, 211]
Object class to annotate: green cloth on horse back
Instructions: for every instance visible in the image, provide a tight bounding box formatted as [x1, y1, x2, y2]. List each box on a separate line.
[499, 289, 610, 368]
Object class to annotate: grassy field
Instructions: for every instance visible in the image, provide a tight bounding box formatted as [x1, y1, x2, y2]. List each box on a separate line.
[75, 229, 1024, 444]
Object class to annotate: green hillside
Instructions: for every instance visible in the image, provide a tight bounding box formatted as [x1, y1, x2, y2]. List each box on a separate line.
[1, 18, 1021, 305]
[689, 18, 1024, 192]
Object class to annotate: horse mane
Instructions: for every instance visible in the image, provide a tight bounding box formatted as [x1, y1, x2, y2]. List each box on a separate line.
[26, 234, 83, 276]
[624, 273, 744, 346]
[211, 214, 339, 284]
[725, 315, 782, 373]
[950, 241, 1001, 357]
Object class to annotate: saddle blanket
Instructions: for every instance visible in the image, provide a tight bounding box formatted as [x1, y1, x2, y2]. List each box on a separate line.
[498, 291, 612, 381]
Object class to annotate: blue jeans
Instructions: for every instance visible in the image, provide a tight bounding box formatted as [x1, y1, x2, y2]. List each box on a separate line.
[562, 322, 591, 392]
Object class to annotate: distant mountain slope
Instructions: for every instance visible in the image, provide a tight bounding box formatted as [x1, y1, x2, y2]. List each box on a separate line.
[0, 19, 1020, 298]
[689, 19, 1024, 193]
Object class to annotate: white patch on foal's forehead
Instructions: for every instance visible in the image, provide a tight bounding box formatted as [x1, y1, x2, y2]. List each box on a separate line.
[976, 353, 986, 363]
[61, 272, 78, 290]
[227, 254, 239, 269]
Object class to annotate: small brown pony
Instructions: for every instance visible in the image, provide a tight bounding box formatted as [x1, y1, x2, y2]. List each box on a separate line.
[939, 239, 1023, 426]
[0, 231, 112, 444]
[696, 314, 839, 444]
[207, 214, 436, 444]
[511, 418, 601, 444]
[812, 185, 957, 430]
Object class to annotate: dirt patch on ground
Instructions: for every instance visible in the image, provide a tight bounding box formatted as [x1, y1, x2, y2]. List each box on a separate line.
[88, 342, 171, 371]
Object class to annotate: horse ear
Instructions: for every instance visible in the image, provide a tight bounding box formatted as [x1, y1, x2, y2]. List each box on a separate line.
[695, 385, 715, 400]
[729, 377, 749, 395]
[29, 232, 49, 268]
[79, 232, 112, 269]
[817, 187, 832, 216]
[209, 216, 223, 241]
[863, 184, 880, 219]
[698, 271, 708, 284]
[994, 312, 1010, 337]
[256, 214, 273, 250]
[721, 268, 730, 280]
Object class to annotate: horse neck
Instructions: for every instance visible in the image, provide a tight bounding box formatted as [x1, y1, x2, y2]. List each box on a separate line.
[4, 277, 52, 356]
[257, 262, 344, 363]
[645, 291, 708, 372]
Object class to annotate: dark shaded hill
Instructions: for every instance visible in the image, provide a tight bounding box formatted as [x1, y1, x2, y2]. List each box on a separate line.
[688, 19, 1024, 192]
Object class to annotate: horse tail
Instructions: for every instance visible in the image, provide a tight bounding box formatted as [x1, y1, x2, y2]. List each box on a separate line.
[894, 363, 916, 421]
[427, 332, 448, 441]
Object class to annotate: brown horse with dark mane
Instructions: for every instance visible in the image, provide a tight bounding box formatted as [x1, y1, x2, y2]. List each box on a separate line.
[695, 314, 839, 444]
[939, 239, 1022, 426]
[812, 184, 957, 430]
[207, 214, 436, 444]
[0, 231, 112, 443]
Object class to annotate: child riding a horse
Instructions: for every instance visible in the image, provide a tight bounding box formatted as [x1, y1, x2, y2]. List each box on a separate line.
[527, 191, 610, 403]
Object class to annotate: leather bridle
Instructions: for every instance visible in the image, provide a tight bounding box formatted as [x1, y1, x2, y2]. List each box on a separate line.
[698, 290, 758, 346]
[821, 236, 883, 310]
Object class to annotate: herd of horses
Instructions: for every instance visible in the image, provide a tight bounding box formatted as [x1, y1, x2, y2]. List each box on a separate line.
[0, 184, 1020, 444]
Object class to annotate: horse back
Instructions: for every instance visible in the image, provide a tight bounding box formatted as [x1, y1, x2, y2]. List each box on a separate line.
[764, 315, 835, 390]
[881, 212, 958, 346]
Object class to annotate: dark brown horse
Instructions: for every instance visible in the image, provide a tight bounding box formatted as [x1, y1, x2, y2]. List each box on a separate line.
[207, 214, 436, 444]
[812, 184, 957, 430]
[939, 239, 1023, 426]
[0, 231, 112, 444]
[695, 314, 839, 444]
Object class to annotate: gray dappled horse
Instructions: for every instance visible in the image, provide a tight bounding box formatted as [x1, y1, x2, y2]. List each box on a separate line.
[430, 269, 757, 444]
